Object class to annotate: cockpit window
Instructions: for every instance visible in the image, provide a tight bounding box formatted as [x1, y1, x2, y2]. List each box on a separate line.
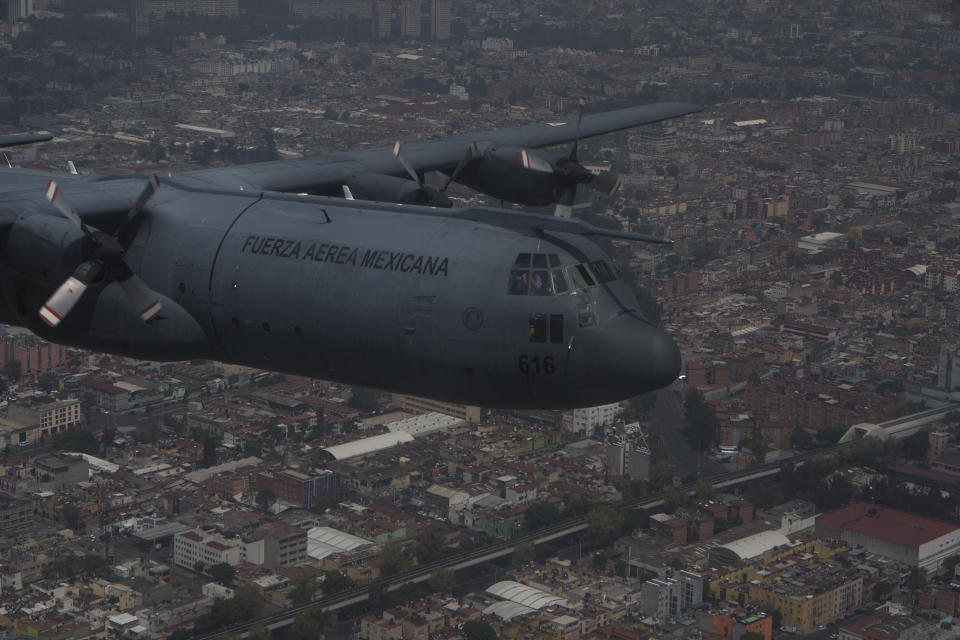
[590, 260, 616, 283]
[574, 264, 596, 287]
[509, 270, 529, 295]
[530, 271, 551, 295]
[509, 253, 617, 295]
[551, 269, 568, 294]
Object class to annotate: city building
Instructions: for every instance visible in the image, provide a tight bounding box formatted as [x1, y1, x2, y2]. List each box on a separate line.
[430, 0, 450, 40]
[173, 529, 263, 570]
[5, 0, 31, 22]
[33, 454, 88, 491]
[259, 521, 308, 569]
[816, 501, 960, 570]
[373, 0, 391, 38]
[562, 402, 620, 435]
[0, 335, 66, 376]
[392, 393, 481, 423]
[0, 495, 34, 538]
[639, 571, 703, 620]
[604, 431, 651, 479]
[256, 468, 341, 509]
[400, 0, 420, 37]
[8, 396, 82, 438]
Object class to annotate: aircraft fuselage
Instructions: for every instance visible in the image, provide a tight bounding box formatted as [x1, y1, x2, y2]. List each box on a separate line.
[1, 179, 681, 409]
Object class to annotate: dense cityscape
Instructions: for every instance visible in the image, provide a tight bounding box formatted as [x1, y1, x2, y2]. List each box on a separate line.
[0, 0, 956, 638]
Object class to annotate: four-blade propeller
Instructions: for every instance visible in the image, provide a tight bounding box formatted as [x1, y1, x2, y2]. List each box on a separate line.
[39, 175, 162, 327]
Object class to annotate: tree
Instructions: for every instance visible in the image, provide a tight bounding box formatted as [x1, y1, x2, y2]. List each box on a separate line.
[585, 505, 624, 547]
[208, 562, 235, 587]
[255, 489, 276, 513]
[684, 388, 717, 450]
[694, 480, 716, 499]
[514, 541, 535, 565]
[287, 608, 335, 640]
[463, 620, 498, 640]
[246, 624, 272, 640]
[380, 541, 408, 576]
[322, 570, 354, 594]
[621, 508, 650, 536]
[310, 492, 339, 513]
[648, 462, 675, 491]
[427, 568, 456, 593]
[905, 567, 927, 590]
[816, 424, 846, 444]
[37, 372, 59, 392]
[414, 521, 449, 563]
[524, 501, 561, 530]
[289, 573, 318, 605]
[61, 503, 82, 530]
[2, 359, 21, 381]
[790, 427, 814, 450]
[346, 385, 381, 411]
[901, 429, 930, 459]
[663, 486, 690, 512]
[873, 580, 894, 601]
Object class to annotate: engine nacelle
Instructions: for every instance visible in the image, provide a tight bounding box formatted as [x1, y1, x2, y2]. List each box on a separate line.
[5, 213, 87, 287]
[453, 146, 566, 206]
[345, 173, 450, 207]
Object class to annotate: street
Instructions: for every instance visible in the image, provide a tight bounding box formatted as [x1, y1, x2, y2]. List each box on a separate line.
[650, 387, 728, 480]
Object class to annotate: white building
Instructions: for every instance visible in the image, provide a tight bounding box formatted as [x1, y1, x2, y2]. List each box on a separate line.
[563, 402, 621, 435]
[816, 501, 960, 570]
[173, 529, 264, 570]
[639, 571, 703, 620]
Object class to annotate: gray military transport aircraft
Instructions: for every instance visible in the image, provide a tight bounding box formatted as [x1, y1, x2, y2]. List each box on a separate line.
[0, 101, 699, 409]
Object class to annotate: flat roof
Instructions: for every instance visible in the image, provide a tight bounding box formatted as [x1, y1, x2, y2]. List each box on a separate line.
[321, 431, 414, 460]
[136, 522, 192, 542]
[817, 501, 960, 547]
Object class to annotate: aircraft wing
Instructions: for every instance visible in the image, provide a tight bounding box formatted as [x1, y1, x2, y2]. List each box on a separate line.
[0, 133, 53, 148]
[179, 101, 701, 194]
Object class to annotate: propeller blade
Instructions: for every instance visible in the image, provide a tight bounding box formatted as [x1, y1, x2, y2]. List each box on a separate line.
[392, 140, 421, 184]
[123, 173, 160, 227]
[38, 261, 101, 327]
[115, 265, 162, 322]
[39, 277, 87, 327]
[520, 149, 554, 173]
[44, 180, 83, 228]
[570, 96, 585, 161]
[588, 172, 622, 197]
[440, 141, 478, 192]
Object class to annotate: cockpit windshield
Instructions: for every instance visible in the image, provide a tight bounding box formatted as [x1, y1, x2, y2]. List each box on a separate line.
[508, 253, 619, 295]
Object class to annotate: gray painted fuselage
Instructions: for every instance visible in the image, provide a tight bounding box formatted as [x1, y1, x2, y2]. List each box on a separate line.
[0, 179, 679, 409]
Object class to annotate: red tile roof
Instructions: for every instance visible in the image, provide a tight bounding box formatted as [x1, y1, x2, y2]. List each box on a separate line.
[817, 500, 960, 547]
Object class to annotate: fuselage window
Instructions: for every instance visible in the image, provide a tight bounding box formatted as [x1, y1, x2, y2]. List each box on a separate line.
[549, 254, 560, 268]
[550, 314, 564, 344]
[509, 270, 529, 295]
[515, 253, 531, 268]
[532, 253, 548, 269]
[529, 313, 547, 342]
[530, 271, 551, 295]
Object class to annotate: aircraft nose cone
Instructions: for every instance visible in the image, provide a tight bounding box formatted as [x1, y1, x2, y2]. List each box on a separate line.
[583, 315, 681, 397]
